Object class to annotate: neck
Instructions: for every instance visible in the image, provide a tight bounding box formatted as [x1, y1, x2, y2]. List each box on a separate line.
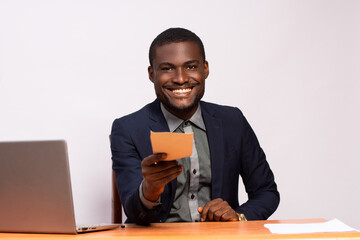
[163, 104, 199, 120]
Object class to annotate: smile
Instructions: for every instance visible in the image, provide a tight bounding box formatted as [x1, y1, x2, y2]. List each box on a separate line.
[171, 88, 192, 94]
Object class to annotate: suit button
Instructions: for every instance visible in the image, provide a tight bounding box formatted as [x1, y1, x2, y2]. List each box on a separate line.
[191, 194, 195, 199]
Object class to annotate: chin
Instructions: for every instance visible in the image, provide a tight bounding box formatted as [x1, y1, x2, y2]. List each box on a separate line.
[157, 92, 204, 117]
[166, 101, 198, 114]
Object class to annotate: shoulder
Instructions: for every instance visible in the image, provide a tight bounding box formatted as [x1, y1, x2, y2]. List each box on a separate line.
[200, 101, 249, 134]
[200, 101, 244, 119]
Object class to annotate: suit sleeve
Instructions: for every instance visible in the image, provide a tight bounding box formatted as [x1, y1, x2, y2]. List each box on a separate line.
[235, 109, 280, 220]
[110, 118, 163, 224]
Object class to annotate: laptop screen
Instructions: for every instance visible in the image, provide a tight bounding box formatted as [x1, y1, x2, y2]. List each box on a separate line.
[0, 140, 77, 234]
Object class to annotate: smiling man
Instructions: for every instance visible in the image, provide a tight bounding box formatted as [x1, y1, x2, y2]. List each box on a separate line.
[111, 28, 279, 224]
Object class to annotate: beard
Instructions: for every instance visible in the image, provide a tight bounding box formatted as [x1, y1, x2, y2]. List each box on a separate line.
[157, 88, 205, 118]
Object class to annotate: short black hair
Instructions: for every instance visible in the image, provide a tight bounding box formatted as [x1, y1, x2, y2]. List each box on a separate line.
[149, 27, 206, 66]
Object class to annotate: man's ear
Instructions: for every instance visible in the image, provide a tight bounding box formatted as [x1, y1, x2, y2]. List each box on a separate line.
[204, 61, 210, 79]
[148, 66, 154, 83]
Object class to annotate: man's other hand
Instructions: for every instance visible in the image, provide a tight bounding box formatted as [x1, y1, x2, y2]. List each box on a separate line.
[198, 198, 238, 222]
[141, 153, 183, 202]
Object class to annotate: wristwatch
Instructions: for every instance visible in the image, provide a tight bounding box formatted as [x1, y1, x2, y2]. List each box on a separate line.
[235, 212, 247, 221]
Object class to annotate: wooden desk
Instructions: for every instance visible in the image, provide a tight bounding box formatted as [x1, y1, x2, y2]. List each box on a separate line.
[1, 219, 359, 240]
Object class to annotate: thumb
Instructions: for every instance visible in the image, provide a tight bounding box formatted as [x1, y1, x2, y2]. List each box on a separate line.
[198, 206, 203, 213]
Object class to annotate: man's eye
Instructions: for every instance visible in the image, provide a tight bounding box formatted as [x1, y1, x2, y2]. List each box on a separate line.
[187, 65, 197, 70]
[161, 67, 173, 71]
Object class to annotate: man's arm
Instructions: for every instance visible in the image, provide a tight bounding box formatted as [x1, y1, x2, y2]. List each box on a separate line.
[197, 106, 279, 222]
[200, 105, 279, 221]
[236, 111, 280, 220]
[111, 118, 182, 224]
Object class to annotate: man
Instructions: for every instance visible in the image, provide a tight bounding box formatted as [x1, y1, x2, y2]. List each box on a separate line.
[111, 28, 279, 224]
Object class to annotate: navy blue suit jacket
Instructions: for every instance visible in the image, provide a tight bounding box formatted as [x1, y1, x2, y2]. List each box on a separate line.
[111, 99, 279, 224]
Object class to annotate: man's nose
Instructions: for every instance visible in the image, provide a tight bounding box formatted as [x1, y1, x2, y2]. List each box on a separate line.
[173, 68, 188, 84]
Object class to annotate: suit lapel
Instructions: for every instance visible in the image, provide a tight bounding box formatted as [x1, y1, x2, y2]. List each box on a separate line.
[200, 102, 224, 199]
[140, 100, 169, 157]
[148, 99, 170, 132]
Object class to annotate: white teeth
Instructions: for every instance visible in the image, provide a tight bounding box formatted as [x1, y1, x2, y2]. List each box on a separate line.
[172, 88, 191, 94]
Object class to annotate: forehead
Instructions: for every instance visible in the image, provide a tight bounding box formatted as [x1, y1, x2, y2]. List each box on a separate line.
[153, 41, 203, 65]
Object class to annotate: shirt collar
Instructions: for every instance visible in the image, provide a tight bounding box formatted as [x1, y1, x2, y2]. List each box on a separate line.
[160, 103, 206, 132]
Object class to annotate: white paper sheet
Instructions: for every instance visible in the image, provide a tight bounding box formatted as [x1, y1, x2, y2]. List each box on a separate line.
[264, 219, 359, 234]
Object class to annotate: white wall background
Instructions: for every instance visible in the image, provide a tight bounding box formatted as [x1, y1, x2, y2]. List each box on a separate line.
[1, 0, 359, 229]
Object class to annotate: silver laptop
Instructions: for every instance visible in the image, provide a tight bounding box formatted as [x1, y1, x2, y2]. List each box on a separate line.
[0, 140, 120, 234]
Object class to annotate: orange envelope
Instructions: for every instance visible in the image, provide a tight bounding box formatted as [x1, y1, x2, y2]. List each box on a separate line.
[150, 131, 193, 161]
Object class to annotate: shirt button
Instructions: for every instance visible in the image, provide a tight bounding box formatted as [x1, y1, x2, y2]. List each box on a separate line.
[193, 169, 197, 174]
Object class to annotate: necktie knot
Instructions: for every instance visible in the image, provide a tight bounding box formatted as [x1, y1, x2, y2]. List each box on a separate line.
[176, 120, 191, 133]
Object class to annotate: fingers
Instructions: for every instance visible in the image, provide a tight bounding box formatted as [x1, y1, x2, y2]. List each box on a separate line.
[144, 164, 183, 186]
[142, 153, 167, 166]
[141, 154, 183, 201]
[142, 165, 183, 201]
[142, 157, 183, 179]
[199, 198, 238, 222]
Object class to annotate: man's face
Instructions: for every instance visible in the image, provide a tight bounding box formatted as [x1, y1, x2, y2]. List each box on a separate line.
[148, 41, 209, 120]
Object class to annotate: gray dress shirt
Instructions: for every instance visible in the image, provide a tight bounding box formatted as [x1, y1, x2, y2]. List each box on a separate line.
[139, 104, 212, 222]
